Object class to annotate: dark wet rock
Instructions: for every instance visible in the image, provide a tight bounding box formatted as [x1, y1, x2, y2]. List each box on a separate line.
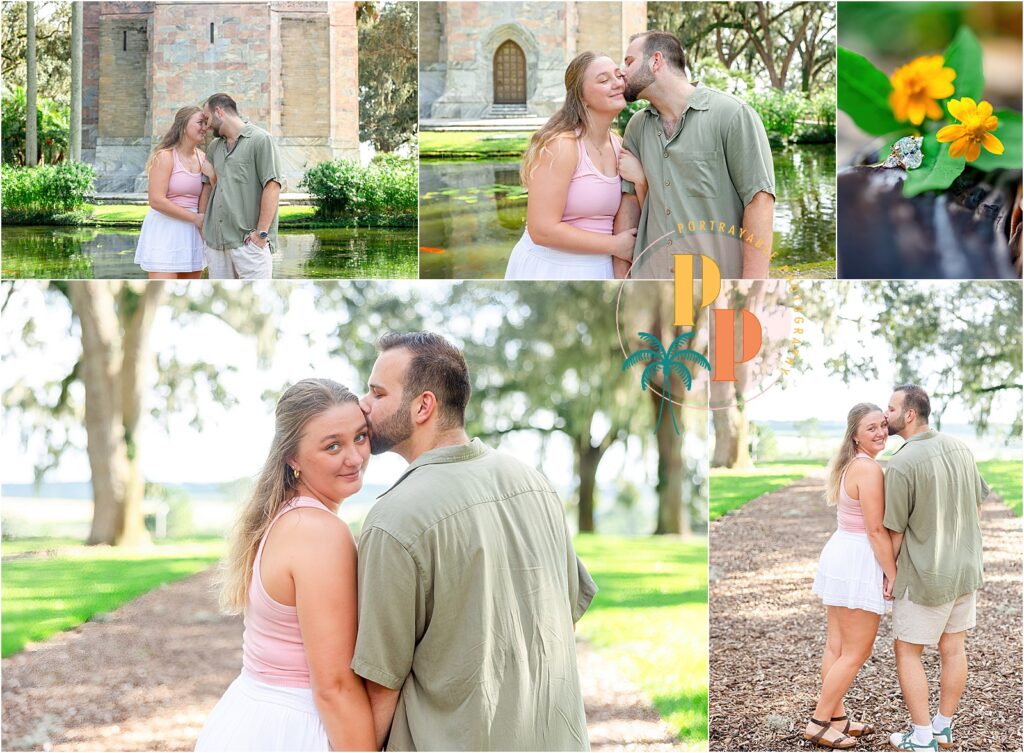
[838, 165, 1021, 278]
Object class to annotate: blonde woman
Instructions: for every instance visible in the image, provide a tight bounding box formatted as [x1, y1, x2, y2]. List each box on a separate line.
[504, 51, 643, 280]
[134, 106, 214, 279]
[195, 379, 375, 751]
[803, 403, 898, 749]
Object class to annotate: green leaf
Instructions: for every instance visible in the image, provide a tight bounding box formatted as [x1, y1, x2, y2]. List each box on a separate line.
[973, 110, 1023, 171]
[943, 26, 984, 102]
[838, 47, 905, 136]
[902, 133, 966, 198]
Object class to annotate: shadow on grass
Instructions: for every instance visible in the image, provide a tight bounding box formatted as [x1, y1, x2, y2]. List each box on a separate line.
[655, 688, 709, 743]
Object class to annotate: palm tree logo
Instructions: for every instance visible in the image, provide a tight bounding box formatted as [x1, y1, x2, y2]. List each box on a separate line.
[622, 331, 710, 435]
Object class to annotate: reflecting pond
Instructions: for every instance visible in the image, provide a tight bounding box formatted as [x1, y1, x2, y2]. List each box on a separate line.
[1, 226, 418, 279]
[419, 145, 836, 279]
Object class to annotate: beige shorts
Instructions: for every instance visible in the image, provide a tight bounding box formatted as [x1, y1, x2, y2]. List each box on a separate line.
[892, 590, 977, 645]
[205, 239, 273, 279]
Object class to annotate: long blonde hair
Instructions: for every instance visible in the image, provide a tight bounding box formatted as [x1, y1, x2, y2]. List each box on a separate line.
[824, 402, 882, 505]
[145, 105, 202, 174]
[219, 378, 359, 613]
[520, 51, 603, 185]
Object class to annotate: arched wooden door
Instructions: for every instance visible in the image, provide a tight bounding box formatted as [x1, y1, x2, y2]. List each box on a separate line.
[493, 40, 526, 105]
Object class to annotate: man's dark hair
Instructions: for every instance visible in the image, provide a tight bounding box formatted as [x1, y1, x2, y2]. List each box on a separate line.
[377, 331, 471, 428]
[894, 383, 931, 424]
[205, 93, 238, 115]
[630, 31, 687, 75]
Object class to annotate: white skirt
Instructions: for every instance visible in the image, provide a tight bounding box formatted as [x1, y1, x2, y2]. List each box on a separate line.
[134, 206, 206, 272]
[194, 671, 329, 752]
[504, 228, 614, 280]
[813, 530, 890, 615]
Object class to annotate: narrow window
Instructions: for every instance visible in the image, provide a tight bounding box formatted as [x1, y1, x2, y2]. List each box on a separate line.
[123, 30, 127, 51]
[210, 23, 215, 44]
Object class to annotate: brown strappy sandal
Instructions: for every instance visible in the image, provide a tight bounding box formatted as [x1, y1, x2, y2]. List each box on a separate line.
[832, 715, 874, 738]
[804, 717, 857, 749]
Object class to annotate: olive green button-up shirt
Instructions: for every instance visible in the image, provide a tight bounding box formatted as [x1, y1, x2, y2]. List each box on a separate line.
[203, 122, 281, 251]
[621, 84, 775, 279]
[883, 430, 990, 607]
[352, 439, 596, 752]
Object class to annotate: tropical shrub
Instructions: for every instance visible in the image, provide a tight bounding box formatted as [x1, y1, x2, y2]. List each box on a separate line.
[2, 87, 70, 166]
[745, 89, 809, 141]
[1, 161, 95, 222]
[300, 155, 416, 222]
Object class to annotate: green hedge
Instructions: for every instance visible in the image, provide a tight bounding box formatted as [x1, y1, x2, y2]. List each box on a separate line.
[1, 162, 95, 223]
[300, 153, 417, 222]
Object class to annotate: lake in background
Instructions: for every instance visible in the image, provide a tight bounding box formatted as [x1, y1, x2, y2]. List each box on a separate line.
[750, 420, 1021, 460]
[419, 144, 836, 279]
[1, 226, 418, 279]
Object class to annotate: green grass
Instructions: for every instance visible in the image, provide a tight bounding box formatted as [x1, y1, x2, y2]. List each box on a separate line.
[977, 459, 1022, 516]
[1, 538, 225, 657]
[709, 459, 825, 520]
[574, 534, 707, 748]
[420, 130, 530, 159]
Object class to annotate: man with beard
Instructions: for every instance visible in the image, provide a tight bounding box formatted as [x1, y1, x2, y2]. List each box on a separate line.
[351, 331, 596, 751]
[882, 384, 990, 751]
[199, 93, 281, 279]
[614, 31, 775, 279]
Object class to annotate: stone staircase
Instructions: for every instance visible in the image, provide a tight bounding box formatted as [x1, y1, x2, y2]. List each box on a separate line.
[488, 103, 529, 118]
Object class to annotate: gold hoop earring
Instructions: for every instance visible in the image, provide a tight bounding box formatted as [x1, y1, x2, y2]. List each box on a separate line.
[292, 467, 301, 481]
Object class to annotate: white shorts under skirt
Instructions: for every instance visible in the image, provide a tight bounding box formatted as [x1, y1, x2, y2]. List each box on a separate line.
[505, 229, 614, 280]
[194, 671, 329, 752]
[813, 530, 890, 615]
[134, 207, 206, 273]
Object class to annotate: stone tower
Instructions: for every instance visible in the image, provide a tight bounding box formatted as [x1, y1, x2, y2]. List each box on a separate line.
[420, 1, 648, 119]
[82, 1, 359, 192]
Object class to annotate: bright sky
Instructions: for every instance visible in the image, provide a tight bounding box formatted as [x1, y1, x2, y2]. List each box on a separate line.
[744, 283, 1017, 426]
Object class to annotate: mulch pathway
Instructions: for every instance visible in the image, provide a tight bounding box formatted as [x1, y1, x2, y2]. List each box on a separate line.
[709, 475, 1023, 752]
[2, 567, 677, 751]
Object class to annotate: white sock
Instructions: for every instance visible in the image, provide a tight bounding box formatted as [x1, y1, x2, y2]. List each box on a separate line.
[912, 724, 933, 745]
[932, 713, 952, 732]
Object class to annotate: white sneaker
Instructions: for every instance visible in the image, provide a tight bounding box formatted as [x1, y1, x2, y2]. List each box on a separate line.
[889, 730, 938, 750]
[932, 725, 953, 750]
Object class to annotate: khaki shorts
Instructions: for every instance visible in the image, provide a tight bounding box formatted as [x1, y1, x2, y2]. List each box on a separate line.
[892, 590, 976, 645]
[205, 239, 273, 279]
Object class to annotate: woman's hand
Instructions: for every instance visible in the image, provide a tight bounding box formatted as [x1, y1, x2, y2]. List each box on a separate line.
[617, 148, 646, 190]
[609, 228, 637, 261]
[192, 212, 205, 232]
[200, 156, 216, 185]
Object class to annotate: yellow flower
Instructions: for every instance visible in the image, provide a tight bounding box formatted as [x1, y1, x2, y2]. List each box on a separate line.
[936, 98, 1004, 162]
[889, 55, 956, 125]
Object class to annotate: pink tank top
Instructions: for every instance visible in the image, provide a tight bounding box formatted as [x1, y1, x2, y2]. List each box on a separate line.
[166, 148, 204, 210]
[561, 132, 623, 235]
[837, 453, 874, 533]
[241, 496, 329, 688]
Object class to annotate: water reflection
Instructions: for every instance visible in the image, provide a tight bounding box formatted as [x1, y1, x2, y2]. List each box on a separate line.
[420, 145, 836, 279]
[1, 226, 418, 280]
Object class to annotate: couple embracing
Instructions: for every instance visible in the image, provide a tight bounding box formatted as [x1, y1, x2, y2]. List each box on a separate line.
[806, 385, 990, 751]
[195, 332, 596, 752]
[135, 93, 280, 281]
[506, 30, 776, 281]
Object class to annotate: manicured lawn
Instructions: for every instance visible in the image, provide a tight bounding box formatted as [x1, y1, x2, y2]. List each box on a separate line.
[84, 203, 316, 226]
[1, 538, 225, 657]
[977, 459, 1022, 516]
[710, 459, 826, 520]
[574, 534, 707, 748]
[420, 130, 530, 159]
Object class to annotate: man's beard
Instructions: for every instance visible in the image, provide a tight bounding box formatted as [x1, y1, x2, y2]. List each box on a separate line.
[623, 65, 655, 103]
[368, 401, 414, 455]
[210, 122, 222, 137]
[887, 415, 905, 436]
